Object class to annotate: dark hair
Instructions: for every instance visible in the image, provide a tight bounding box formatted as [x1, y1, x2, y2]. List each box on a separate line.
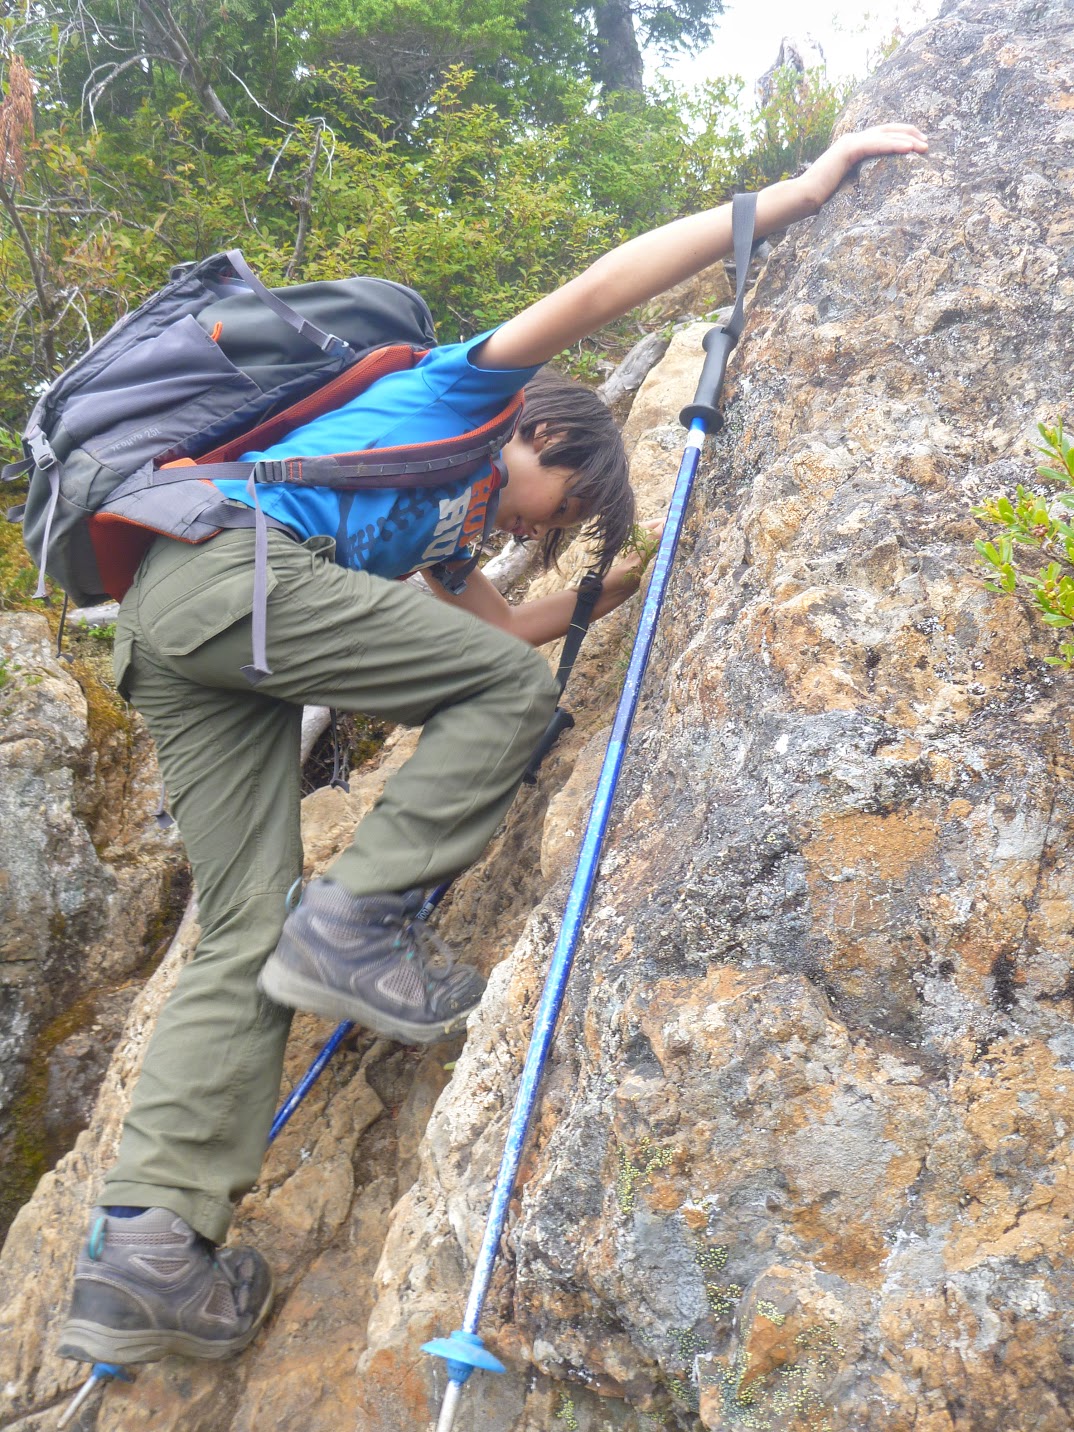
[518, 373, 634, 574]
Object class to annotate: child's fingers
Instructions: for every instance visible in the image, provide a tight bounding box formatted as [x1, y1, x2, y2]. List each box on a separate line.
[846, 123, 929, 158]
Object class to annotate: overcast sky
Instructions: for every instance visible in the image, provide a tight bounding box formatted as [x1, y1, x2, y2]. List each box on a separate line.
[651, 0, 942, 96]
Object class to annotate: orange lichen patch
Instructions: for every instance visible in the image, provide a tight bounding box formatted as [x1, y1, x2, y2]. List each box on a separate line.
[945, 798, 974, 820]
[788, 1203, 889, 1282]
[757, 591, 865, 714]
[1034, 897, 1074, 949]
[649, 1178, 684, 1214]
[804, 808, 937, 885]
[878, 1286, 1074, 1426]
[682, 1204, 708, 1233]
[927, 1040, 1074, 1273]
[771, 1083, 837, 1140]
[878, 738, 924, 762]
[352, 1345, 433, 1428]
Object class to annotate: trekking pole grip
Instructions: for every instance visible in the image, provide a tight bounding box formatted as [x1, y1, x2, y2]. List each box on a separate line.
[678, 326, 736, 431]
[678, 190, 758, 433]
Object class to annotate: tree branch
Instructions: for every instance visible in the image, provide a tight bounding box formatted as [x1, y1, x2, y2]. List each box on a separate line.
[286, 125, 323, 279]
[82, 52, 168, 126]
[138, 0, 235, 128]
[0, 176, 56, 371]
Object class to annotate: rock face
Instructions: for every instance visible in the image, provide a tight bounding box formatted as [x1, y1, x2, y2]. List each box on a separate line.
[355, 3, 1074, 1428]
[3, 1, 1074, 1427]
[0, 614, 184, 1223]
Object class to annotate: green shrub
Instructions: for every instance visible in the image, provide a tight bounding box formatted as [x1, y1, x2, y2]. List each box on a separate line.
[974, 420, 1074, 667]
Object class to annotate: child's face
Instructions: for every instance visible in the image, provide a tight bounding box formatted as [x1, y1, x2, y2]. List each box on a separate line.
[496, 428, 585, 543]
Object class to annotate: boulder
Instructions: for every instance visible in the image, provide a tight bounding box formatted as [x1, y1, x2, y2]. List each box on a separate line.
[356, 3, 1074, 1428]
[0, 613, 184, 1226]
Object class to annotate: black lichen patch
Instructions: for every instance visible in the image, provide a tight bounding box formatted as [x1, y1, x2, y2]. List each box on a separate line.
[990, 950, 1019, 1011]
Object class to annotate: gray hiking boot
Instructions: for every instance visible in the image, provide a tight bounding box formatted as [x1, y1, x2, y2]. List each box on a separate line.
[58, 1208, 273, 1364]
[258, 880, 485, 1043]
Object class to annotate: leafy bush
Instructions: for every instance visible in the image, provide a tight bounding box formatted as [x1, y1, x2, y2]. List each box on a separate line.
[974, 421, 1074, 667]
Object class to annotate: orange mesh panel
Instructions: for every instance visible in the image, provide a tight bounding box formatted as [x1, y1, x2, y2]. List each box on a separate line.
[88, 499, 219, 600]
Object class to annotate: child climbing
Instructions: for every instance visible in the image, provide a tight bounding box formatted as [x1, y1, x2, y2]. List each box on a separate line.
[59, 122, 928, 1368]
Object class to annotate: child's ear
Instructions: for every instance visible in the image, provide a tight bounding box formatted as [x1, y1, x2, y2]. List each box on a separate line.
[529, 422, 555, 453]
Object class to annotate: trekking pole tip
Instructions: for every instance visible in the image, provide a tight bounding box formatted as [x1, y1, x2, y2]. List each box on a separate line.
[433, 1377, 465, 1432]
[57, 1362, 132, 1427]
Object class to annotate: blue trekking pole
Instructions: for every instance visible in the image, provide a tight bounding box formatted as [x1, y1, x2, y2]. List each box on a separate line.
[423, 191, 759, 1431]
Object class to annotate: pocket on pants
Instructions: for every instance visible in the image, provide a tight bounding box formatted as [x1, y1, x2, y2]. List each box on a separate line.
[112, 622, 136, 698]
[136, 537, 279, 657]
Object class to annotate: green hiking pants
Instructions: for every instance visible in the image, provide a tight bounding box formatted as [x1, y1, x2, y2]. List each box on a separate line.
[101, 529, 558, 1241]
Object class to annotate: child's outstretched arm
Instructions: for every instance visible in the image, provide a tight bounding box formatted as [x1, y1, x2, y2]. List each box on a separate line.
[476, 124, 928, 373]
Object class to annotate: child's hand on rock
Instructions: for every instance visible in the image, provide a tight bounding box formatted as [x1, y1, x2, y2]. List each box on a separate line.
[802, 123, 929, 208]
[601, 518, 665, 609]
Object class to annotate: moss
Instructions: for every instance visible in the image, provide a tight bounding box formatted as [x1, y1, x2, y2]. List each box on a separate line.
[703, 1323, 845, 1430]
[555, 1392, 580, 1430]
[66, 651, 131, 752]
[0, 516, 40, 612]
[140, 863, 193, 961]
[0, 985, 104, 1243]
[705, 1283, 744, 1318]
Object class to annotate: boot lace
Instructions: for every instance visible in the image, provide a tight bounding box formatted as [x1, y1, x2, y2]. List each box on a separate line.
[391, 911, 462, 989]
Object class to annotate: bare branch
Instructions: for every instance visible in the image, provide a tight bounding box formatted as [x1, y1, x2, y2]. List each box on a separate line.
[0, 178, 56, 370]
[12, 203, 110, 216]
[267, 131, 293, 184]
[286, 125, 324, 279]
[49, 285, 94, 348]
[138, 0, 235, 128]
[82, 52, 164, 128]
[224, 65, 289, 128]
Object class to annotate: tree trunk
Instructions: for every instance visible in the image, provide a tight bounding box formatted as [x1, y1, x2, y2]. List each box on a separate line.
[593, 0, 645, 94]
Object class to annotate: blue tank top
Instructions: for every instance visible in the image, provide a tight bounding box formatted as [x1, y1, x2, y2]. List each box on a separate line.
[211, 330, 540, 578]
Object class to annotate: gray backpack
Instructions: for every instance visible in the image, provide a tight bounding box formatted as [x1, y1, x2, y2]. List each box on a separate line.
[5, 251, 522, 678]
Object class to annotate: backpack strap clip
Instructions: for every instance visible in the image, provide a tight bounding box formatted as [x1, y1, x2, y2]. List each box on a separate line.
[225, 251, 355, 360]
[248, 459, 292, 485]
[28, 430, 57, 471]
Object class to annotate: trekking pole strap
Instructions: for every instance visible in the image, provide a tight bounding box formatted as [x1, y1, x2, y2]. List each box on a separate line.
[521, 709, 575, 786]
[679, 191, 759, 430]
[554, 572, 604, 692]
[521, 573, 604, 785]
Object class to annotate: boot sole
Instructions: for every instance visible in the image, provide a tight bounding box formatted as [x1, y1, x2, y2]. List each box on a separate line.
[258, 957, 477, 1045]
[57, 1272, 274, 1364]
